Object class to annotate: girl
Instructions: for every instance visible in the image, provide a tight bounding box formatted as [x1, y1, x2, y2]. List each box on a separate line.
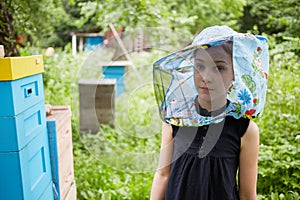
[151, 26, 269, 200]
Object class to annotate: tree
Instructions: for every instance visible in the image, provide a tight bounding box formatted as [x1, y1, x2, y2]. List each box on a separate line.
[78, 0, 245, 34]
[1, 0, 247, 56]
[240, 0, 300, 37]
[0, 0, 75, 56]
[166, 0, 246, 34]
[0, 0, 19, 56]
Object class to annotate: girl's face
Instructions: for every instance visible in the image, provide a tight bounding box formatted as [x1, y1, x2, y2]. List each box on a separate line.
[193, 44, 234, 106]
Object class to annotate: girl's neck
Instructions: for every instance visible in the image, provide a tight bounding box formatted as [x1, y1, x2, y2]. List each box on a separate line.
[197, 96, 227, 112]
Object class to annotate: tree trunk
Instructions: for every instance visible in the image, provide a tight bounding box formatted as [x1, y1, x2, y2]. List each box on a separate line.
[0, 0, 19, 57]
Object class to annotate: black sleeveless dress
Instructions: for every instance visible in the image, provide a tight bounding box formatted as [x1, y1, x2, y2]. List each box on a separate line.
[165, 104, 250, 200]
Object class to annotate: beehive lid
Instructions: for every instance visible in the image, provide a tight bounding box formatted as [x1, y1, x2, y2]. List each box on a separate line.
[0, 55, 44, 81]
[78, 78, 116, 85]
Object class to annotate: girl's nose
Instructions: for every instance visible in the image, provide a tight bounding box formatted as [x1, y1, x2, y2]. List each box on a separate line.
[200, 68, 213, 83]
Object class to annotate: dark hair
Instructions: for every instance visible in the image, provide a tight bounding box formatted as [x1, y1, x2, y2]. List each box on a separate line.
[192, 41, 233, 61]
[221, 41, 233, 55]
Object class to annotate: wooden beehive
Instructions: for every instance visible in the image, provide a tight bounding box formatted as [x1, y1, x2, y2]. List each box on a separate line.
[78, 78, 116, 133]
[46, 106, 76, 200]
[64, 181, 76, 200]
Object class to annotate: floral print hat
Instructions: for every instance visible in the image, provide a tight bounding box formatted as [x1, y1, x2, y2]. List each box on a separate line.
[153, 25, 269, 126]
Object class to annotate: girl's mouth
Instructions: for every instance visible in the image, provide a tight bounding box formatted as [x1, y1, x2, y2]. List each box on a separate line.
[200, 87, 213, 91]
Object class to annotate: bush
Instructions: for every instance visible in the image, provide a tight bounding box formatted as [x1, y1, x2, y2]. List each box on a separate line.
[256, 36, 300, 198]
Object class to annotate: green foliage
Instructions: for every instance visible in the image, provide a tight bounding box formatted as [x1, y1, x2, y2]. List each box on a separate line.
[76, 51, 165, 199]
[4, 0, 300, 55]
[7, 0, 61, 42]
[0, 0, 78, 51]
[77, 0, 246, 35]
[42, 47, 83, 106]
[77, 0, 173, 32]
[255, 35, 300, 198]
[37, 47, 166, 199]
[73, 147, 154, 199]
[166, 0, 246, 34]
[240, 0, 300, 38]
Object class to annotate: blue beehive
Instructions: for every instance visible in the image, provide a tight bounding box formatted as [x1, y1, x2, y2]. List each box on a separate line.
[0, 130, 53, 199]
[0, 100, 46, 152]
[0, 73, 44, 117]
[85, 36, 104, 51]
[0, 55, 54, 200]
[47, 120, 60, 200]
[40, 181, 56, 200]
[102, 65, 125, 96]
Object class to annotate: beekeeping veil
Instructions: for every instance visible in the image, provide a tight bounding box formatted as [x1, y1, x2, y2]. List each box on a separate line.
[153, 25, 269, 126]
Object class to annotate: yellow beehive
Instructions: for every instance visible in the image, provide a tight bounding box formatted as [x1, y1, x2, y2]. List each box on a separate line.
[0, 55, 44, 80]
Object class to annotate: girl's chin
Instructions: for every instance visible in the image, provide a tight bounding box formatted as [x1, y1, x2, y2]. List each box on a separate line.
[197, 94, 227, 104]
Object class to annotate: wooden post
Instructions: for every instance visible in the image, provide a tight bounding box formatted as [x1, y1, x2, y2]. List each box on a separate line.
[0, 45, 5, 58]
[71, 34, 77, 56]
[79, 37, 83, 52]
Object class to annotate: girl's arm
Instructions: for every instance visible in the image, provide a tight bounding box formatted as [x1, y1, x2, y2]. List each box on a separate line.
[239, 120, 260, 200]
[150, 122, 174, 200]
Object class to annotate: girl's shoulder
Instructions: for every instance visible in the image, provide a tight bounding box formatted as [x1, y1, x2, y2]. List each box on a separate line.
[225, 116, 250, 138]
[241, 120, 259, 142]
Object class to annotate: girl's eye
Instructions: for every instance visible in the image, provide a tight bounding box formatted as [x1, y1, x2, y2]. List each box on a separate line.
[216, 66, 225, 71]
[194, 65, 205, 70]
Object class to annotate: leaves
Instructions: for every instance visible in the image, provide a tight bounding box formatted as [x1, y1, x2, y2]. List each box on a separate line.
[256, 35, 300, 197]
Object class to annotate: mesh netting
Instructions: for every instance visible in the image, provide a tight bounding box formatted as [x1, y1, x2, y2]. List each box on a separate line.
[153, 26, 269, 127]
